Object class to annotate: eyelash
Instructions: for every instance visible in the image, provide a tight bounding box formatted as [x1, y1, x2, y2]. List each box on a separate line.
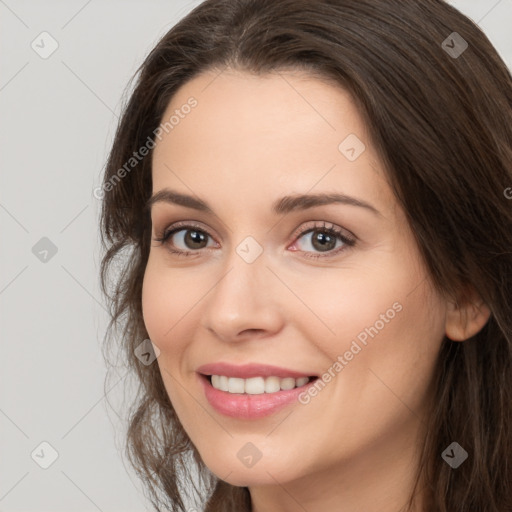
[152, 220, 356, 260]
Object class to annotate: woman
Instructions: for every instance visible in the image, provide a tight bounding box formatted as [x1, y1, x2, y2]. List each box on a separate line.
[99, 0, 512, 510]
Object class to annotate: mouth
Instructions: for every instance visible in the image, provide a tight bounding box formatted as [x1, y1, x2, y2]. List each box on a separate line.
[198, 372, 320, 419]
[199, 373, 319, 395]
[195, 361, 321, 418]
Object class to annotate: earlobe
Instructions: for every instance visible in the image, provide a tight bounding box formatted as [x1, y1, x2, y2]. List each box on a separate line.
[445, 294, 491, 342]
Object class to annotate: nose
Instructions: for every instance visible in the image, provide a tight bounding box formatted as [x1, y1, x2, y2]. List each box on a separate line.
[200, 248, 285, 343]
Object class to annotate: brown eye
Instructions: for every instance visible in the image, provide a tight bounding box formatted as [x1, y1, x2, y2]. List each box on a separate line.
[161, 227, 213, 251]
[178, 229, 209, 249]
[152, 221, 217, 256]
[308, 230, 338, 252]
[291, 222, 356, 259]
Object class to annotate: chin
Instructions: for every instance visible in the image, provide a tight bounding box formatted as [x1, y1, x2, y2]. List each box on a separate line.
[213, 469, 283, 487]
[203, 456, 299, 487]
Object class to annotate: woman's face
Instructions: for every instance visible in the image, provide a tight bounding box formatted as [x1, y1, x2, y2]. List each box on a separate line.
[142, 69, 449, 491]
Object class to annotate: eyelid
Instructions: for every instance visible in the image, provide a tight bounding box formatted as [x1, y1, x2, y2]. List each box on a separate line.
[155, 220, 218, 241]
[290, 221, 356, 245]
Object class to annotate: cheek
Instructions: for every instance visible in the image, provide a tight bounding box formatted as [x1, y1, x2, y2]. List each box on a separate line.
[293, 268, 406, 360]
[302, 261, 446, 403]
[141, 267, 168, 343]
[141, 262, 192, 404]
[141, 259, 199, 348]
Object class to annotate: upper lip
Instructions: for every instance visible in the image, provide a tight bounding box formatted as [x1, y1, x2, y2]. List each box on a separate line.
[197, 362, 317, 379]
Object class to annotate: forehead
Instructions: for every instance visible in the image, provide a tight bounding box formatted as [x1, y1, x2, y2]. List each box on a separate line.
[154, 68, 366, 155]
[151, 69, 394, 216]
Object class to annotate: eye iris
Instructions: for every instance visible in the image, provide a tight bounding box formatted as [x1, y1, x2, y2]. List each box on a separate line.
[311, 230, 336, 252]
[185, 230, 207, 249]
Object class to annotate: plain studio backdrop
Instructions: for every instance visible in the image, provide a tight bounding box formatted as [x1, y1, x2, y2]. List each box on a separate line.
[0, 0, 511, 511]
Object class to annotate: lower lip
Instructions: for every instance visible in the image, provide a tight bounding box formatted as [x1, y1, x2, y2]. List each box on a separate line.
[198, 374, 317, 419]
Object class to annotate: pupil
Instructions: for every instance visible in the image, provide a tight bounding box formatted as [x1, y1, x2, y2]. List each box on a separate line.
[313, 231, 335, 251]
[186, 230, 207, 248]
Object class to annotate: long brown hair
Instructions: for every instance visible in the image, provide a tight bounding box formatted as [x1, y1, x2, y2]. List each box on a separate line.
[99, 1, 512, 510]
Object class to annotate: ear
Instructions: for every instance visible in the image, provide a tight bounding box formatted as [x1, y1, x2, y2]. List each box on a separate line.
[445, 286, 491, 342]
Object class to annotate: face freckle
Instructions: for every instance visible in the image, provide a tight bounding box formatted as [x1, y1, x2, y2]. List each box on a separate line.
[141, 68, 449, 501]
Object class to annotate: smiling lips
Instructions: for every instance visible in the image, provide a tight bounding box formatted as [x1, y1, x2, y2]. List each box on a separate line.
[196, 362, 319, 418]
[196, 361, 317, 379]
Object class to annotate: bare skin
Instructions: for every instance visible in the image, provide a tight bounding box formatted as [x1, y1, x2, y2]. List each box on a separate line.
[142, 68, 490, 512]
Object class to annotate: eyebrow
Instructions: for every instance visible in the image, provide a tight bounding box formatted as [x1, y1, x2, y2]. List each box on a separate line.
[145, 188, 382, 217]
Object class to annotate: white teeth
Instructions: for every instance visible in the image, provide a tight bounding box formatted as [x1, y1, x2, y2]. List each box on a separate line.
[296, 377, 309, 387]
[218, 375, 229, 391]
[265, 376, 281, 393]
[228, 377, 245, 393]
[280, 377, 296, 390]
[210, 375, 312, 394]
[245, 377, 265, 394]
[212, 374, 231, 391]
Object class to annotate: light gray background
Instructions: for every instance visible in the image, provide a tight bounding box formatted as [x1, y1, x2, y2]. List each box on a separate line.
[1, 1, 511, 510]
